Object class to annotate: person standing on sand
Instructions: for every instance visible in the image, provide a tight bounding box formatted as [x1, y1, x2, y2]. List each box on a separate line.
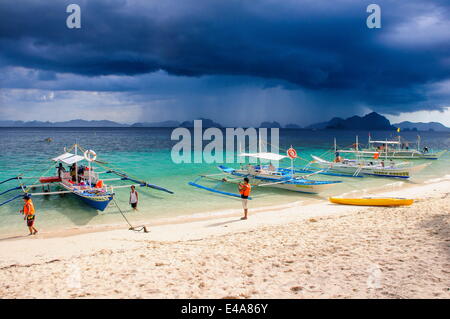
[129, 185, 139, 211]
[20, 195, 38, 235]
[238, 177, 251, 220]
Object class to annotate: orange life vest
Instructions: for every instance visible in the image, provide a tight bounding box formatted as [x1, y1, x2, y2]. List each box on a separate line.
[240, 183, 251, 197]
[95, 180, 103, 188]
[23, 199, 35, 216]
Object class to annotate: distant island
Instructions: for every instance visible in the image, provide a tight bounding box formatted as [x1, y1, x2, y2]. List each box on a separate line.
[131, 120, 180, 127]
[0, 119, 128, 127]
[306, 112, 395, 130]
[260, 121, 282, 128]
[1, 113, 449, 131]
[393, 121, 450, 132]
[306, 112, 450, 132]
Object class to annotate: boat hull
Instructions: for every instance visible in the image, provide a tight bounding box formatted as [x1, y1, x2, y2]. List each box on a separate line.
[329, 197, 414, 206]
[219, 166, 341, 194]
[312, 156, 429, 179]
[76, 193, 114, 211]
[359, 150, 446, 160]
[60, 182, 114, 211]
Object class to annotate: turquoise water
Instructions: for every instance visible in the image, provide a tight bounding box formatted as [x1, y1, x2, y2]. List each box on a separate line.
[0, 128, 449, 237]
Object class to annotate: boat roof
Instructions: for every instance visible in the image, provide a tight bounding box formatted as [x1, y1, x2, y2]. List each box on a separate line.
[311, 155, 328, 163]
[52, 152, 85, 165]
[238, 152, 288, 161]
[337, 150, 379, 154]
[369, 140, 401, 144]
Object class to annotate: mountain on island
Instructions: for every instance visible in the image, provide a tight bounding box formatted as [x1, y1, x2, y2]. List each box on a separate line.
[131, 120, 180, 127]
[260, 121, 282, 128]
[180, 118, 223, 128]
[0, 119, 127, 127]
[1, 114, 448, 131]
[307, 112, 396, 130]
[394, 121, 450, 132]
[0, 118, 221, 128]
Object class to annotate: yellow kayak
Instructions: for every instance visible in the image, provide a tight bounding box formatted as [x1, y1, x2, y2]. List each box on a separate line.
[329, 197, 414, 207]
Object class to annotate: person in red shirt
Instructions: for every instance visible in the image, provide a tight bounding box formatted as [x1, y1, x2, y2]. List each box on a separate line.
[20, 195, 38, 235]
[238, 177, 251, 220]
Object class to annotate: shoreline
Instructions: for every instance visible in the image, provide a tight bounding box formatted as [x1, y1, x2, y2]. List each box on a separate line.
[0, 178, 448, 262]
[0, 178, 448, 298]
[1, 174, 447, 242]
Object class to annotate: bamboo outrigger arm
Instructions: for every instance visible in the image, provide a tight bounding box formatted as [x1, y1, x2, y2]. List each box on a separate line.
[188, 180, 252, 200]
[104, 169, 174, 194]
[0, 186, 22, 196]
[0, 194, 23, 207]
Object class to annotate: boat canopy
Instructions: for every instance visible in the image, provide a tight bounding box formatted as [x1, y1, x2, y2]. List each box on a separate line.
[369, 140, 401, 144]
[238, 152, 288, 161]
[311, 155, 328, 163]
[338, 150, 379, 154]
[52, 152, 85, 165]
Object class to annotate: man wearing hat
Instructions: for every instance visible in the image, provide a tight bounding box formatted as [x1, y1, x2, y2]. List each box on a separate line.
[20, 195, 38, 235]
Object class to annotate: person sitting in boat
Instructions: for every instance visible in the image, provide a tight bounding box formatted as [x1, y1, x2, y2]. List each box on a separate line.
[56, 163, 66, 180]
[20, 195, 38, 236]
[77, 166, 85, 183]
[238, 178, 251, 220]
[70, 164, 77, 182]
[423, 146, 429, 153]
[268, 163, 276, 172]
[380, 160, 385, 168]
[334, 151, 342, 163]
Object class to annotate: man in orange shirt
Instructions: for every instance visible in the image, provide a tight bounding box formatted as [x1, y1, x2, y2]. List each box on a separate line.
[20, 195, 38, 235]
[238, 177, 251, 220]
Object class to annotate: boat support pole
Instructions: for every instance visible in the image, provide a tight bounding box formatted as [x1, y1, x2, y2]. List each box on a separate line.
[0, 177, 19, 185]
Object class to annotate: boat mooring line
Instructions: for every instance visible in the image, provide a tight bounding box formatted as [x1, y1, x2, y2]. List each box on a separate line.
[112, 198, 149, 233]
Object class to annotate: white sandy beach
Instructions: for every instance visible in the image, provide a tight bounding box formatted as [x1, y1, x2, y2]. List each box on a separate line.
[0, 179, 449, 299]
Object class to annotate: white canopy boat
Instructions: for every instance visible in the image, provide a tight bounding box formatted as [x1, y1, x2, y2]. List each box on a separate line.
[310, 137, 430, 178]
[0, 144, 174, 211]
[310, 155, 429, 178]
[189, 149, 342, 196]
[358, 135, 447, 160]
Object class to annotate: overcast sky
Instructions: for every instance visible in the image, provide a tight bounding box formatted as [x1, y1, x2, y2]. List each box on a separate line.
[0, 0, 449, 126]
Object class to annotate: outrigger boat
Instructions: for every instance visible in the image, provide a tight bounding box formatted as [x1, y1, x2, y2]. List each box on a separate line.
[0, 144, 173, 211]
[189, 150, 342, 197]
[310, 137, 430, 178]
[311, 155, 429, 178]
[358, 135, 447, 160]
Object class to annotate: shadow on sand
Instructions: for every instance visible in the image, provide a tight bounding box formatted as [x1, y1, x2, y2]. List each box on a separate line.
[206, 219, 243, 228]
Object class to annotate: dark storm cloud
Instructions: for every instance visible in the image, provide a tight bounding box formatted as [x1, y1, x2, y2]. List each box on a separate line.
[0, 0, 449, 115]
